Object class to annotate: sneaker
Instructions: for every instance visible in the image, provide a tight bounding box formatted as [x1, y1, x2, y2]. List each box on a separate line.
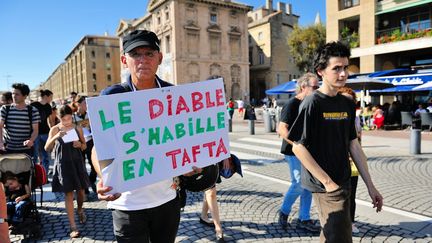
[352, 223, 360, 234]
[297, 219, 321, 232]
[278, 212, 289, 229]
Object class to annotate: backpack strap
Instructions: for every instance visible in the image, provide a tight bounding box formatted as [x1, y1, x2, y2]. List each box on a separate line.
[4, 105, 11, 125]
[27, 105, 33, 134]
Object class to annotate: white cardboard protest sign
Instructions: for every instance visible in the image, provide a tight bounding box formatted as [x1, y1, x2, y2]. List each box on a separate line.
[87, 79, 230, 193]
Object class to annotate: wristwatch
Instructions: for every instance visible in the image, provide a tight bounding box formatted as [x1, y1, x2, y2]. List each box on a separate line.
[0, 218, 6, 224]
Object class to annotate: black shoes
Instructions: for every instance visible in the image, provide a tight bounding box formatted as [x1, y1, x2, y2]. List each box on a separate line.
[297, 219, 321, 232]
[216, 232, 225, 243]
[199, 217, 215, 227]
[278, 211, 289, 229]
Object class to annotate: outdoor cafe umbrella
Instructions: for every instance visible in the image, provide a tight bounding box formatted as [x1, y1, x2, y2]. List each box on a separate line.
[345, 76, 395, 107]
[345, 77, 395, 91]
[265, 80, 296, 95]
[412, 81, 432, 91]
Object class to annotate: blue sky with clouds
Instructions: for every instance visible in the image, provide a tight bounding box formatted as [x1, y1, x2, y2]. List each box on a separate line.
[0, 0, 324, 91]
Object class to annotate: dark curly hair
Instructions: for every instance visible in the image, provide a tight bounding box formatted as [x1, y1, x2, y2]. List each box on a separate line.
[12, 83, 30, 96]
[313, 41, 351, 77]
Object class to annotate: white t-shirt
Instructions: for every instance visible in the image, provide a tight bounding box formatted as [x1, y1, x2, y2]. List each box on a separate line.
[236, 100, 244, 108]
[108, 179, 176, 210]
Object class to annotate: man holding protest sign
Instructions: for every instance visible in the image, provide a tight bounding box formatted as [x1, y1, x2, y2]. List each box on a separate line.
[91, 30, 181, 243]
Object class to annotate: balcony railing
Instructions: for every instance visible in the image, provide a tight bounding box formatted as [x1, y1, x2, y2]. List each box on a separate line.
[376, 20, 432, 44]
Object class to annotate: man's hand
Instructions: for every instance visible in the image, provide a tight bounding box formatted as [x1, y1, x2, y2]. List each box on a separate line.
[23, 140, 34, 148]
[0, 142, 5, 151]
[96, 179, 121, 201]
[323, 179, 339, 193]
[368, 186, 383, 212]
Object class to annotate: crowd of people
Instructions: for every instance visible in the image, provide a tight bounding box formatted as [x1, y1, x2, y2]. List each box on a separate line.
[0, 30, 388, 243]
[0, 83, 98, 239]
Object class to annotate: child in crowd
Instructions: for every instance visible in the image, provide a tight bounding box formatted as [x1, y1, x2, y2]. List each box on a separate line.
[45, 105, 89, 238]
[3, 172, 31, 224]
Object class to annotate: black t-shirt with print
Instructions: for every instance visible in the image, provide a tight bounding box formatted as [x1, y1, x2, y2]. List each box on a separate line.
[288, 90, 357, 192]
[31, 101, 52, 134]
[280, 97, 301, 155]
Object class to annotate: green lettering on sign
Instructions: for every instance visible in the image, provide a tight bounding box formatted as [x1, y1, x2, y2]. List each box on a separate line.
[217, 112, 225, 129]
[118, 101, 132, 124]
[99, 110, 114, 131]
[175, 123, 186, 139]
[206, 117, 215, 132]
[139, 157, 154, 176]
[123, 159, 135, 181]
[123, 131, 139, 154]
[148, 127, 161, 145]
[162, 126, 174, 144]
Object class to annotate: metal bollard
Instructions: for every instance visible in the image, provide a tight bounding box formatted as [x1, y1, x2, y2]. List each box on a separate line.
[248, 120, 255, 135]
[410, 128, 421, 154]
[228, 119, 232, 132]
[263, 110, 271, 133]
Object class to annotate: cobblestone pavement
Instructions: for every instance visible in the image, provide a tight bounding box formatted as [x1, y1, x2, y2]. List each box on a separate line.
[8, 118, 432, 242]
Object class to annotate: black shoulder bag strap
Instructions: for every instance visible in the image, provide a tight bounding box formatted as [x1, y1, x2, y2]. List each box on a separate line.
[27, 105, 33, 134]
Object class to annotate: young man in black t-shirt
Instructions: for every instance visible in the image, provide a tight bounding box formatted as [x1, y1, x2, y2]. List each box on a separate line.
[31, 89, 53, 174]
[289, 42, 383, 243]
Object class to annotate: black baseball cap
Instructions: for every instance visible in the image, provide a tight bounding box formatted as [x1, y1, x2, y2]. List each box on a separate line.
[122, 30, 160, 53]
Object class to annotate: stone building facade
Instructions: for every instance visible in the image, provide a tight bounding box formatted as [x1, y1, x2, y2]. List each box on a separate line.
[116, 0, 252, 101]
[248, 1, 301, 102]
[40, 35, 121, 100]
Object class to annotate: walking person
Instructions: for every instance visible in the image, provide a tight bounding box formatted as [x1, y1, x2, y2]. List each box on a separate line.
[45, 105, 89, 238]
[91, 30, 181, 243]
[73, 96, 97, 195]
[278, 73, 320, 232]
[1, 92, 13, 106]
[31, 89, 53, 174]
[0, 83, 40, 157]
[289, 41, 383, 243]
[227, 98, 235, 120]
[338, 86, 362, 234]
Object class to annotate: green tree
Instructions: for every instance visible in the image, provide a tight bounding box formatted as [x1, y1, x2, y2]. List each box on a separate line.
[288, 24, 326, 72]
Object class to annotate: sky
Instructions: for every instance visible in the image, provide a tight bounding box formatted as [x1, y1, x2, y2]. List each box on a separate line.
[0, 0, 325, 92]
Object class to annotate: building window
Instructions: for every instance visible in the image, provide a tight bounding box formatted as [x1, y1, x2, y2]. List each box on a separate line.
[230, 37, 241, 58]
[210, 34, 221, 55]
[341, 0, 359, 9]
[93, 84, 97, 92]
[106, 63, 111, 70]
[165, 35, 171, 53]
[258, 48, 264, 64]
[158, 15, 161, 25]
[91, 50, 95, 58]
[187, 32, 199, 56]
[258, 32, 263, 41]
[210, 13, 217, 24]
[106, 52, 110, 58]
[165, 11, 169, 21]
[92, 73, 97, 81]
[92, 62, 96, 69]
[107, 74, 112, 82]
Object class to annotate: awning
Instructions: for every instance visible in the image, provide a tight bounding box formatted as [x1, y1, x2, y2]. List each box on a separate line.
[374, 73, 432, 86]
[370, 85, 418, 93]
[376, 0, 432, 15]
[368, 68, 416, 77]
[413, 81, 432, 91]
[265, 81, 296, 95]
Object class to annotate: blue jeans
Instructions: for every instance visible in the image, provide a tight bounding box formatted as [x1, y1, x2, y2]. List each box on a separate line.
[280, 155, 312, 221]
[33, 133, 50, 173]
[7, 200, 29, 222]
